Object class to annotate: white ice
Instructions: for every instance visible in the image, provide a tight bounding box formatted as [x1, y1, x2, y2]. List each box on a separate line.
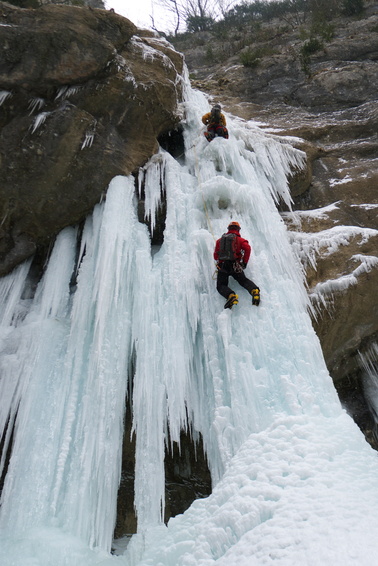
[55, 85, 81, 100]
[282, 201, 341, 223]
[329, 175, 353, 186]
[81, 132, 95, 149]
[30, 111, 50, 134]
[288, 224, 378, 272]
[1, 62, 378, 566]
[28, 97, 46, 115]
[0, 90, 11, 106]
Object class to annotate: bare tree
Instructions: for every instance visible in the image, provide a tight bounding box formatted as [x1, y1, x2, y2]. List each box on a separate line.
[154, 0, 237, 34]
[217, 0, 238, 17]
[154, 0, 182, 35]
[185, 0, 216, 19]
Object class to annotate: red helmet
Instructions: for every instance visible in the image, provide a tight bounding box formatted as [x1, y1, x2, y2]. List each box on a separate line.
[228, 221, 241, 231]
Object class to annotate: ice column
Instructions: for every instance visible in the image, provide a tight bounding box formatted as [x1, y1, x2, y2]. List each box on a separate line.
[0, 177, 142, 552]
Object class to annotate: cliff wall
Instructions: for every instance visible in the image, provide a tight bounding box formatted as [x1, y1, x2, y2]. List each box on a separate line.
[172, 5, 378, 445]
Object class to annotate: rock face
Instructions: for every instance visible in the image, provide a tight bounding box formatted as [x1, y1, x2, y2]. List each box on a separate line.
[172, 6, 378, 446]
[0, 2, 184, 275]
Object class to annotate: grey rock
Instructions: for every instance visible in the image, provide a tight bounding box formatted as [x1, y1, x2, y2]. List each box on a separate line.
[0, 2, 184, 275]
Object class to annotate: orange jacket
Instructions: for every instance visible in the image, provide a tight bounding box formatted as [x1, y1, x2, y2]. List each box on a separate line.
[202, 111, 227, 127]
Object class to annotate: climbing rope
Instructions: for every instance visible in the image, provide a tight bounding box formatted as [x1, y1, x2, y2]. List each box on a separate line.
[193, 144, 216, 242]
[193, 144, 218, 280]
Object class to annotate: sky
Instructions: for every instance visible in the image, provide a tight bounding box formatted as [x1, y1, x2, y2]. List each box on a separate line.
[105, 0, 173, 33]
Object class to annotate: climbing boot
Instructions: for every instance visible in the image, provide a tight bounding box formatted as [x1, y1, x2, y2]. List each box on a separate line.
[224, 293, 239, 309]
[251, 288, 260, 306]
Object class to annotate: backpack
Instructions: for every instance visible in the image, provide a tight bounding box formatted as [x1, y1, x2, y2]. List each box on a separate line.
[210, 107, 221, 125]
[218, 233, 239, 261]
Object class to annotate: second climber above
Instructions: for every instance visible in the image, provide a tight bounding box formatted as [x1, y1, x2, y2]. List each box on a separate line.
[202, 104, 229, 142]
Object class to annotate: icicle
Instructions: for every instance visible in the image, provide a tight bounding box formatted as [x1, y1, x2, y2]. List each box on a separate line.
[28, 97, 45, 115]
[140, 151, 166, 234]
[30, 111, 50, 134]
[0, 259, 31, 326]
[360, 344, 378, 444]
[55, 85, 81, 100]
[81, 121, 97, 150]
[0, 90, 11, 106]
[0, 260, 32, 479]
[81, 132, 95, 149]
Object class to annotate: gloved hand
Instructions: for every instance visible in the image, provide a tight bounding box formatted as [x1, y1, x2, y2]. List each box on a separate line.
[216, 262, 221, 271]
[240, 261, 247, 269]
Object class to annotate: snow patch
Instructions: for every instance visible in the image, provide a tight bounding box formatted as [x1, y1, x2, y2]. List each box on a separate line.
[289, 225, 378, 271]
[310, 254, 378, 306]
[329, 175, 353, 186]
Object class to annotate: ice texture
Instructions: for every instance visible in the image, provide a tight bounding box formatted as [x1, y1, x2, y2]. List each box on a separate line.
[1, 63, 378, 566]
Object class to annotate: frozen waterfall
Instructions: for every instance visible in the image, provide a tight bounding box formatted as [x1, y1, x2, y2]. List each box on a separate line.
[1, 73, 378, 566]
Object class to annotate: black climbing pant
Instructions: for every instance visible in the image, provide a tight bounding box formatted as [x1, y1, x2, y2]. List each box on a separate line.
[206, 125, 229, 139]
[216, 261, 258, 299]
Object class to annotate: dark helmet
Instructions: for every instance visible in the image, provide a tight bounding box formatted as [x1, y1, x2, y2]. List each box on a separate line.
[228, 221, 241, 231]
[213, 104, 221, 111]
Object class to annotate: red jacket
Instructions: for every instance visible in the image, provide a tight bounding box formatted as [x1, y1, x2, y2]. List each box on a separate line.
[214, 229, 251, 264]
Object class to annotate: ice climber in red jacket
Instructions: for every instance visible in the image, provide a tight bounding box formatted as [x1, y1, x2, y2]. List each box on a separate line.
[214, 221, 260, 309]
